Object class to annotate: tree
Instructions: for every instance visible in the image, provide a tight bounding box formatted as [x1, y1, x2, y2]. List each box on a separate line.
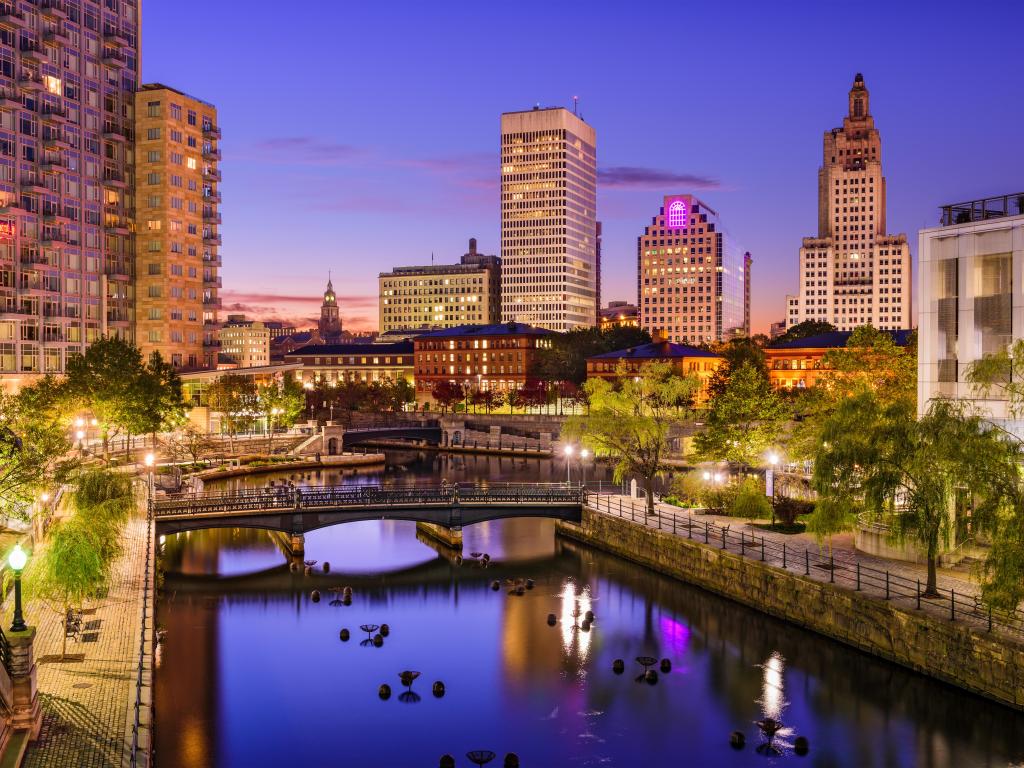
[564, 361, 699, 515]
[772, 320, 837, 346]
[257, 376, 305, 453]
[694, 362, 788, 465]
[0, 377, 76, 526]
[431, 381, 465, 414]
[136, 352, 187, 447]
[206, 374, 258, 451]
[534, 326, 651, 386]
[814, 393, 1017, 595]
[707, 337, 769, 399]
[167, 423, 214, 467]
[64, 336, 151, 458]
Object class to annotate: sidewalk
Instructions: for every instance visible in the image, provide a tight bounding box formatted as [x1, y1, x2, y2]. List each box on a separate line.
[20, 515, 149, 768]
[587, 493, 1022, 642]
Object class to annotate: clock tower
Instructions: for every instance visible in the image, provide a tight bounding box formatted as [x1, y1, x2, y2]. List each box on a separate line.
[318, 275, 342, 339]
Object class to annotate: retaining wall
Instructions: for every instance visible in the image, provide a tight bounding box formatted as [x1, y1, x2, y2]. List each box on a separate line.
[557, 506, 1024, 712]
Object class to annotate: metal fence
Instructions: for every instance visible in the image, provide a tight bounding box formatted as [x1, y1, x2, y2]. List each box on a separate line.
[129, 495, 154, 767]
[586, 493, 1024, 640]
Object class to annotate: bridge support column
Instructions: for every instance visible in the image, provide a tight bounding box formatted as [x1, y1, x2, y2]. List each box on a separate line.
[7, 627, 42, 741]
[289, 533, 305, 557]
[416, 522, 462, 551]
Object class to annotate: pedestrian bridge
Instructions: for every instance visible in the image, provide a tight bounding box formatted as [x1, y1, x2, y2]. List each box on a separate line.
[152, 483, 585, 536]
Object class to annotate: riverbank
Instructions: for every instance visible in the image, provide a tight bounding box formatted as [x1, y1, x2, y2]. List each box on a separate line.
[357, 439, 552, 458]
[557, 502, 1024, 712]
[193, 452, 385, 482]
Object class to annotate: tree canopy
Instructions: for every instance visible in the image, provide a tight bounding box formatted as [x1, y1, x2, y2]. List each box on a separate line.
[771, 320, 836, 346]
[535, 326, 651, 385]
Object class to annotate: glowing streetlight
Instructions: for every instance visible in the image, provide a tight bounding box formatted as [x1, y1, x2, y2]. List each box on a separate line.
[580, 448, 590, 487]
[74, 417, 85, 428]
[702, 471, 711, 481]
[8, 544, 28, 632]
[144, 453, 155, 507]
[767, 451, 779, 467]
[40, 492, 49, 503]
[75, 430, 84, 441]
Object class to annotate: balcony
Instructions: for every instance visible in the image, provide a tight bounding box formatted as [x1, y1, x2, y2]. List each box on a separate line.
[0, 90, 21, 107]
[104, 263, 130, 281]
[203, 338, 221, 348]
[102, 26, 128, 46]
[203, 212, 222, 224]
[0, 200, 21, 215]
[42, 132, 70, 151]
[203, 296, 222, 308]
[41, 210, 70, 225]
[202, 191, 222, 204]
[202, 168, 222, 182]
[202, 148, 221, 161]
[102, 121, 127, 142]
[104, 216, 131, 234]
[203, 254, 222, 267]
[40, 156, 64, 171]
[39, 0, 67, 20]
[18, 73, 44, 92]
[0, 6, 24, 24]
[19, 41, 47, 65]
[43, 27, 68, 44]
[103, 168, 126, 187]
[19, 174, 47, 192]
[39, 230, 66, 248]
[203, 234, 222, 246]
[202, 124, 222, 140]
[203, 275, 222, 288]
[101, 48, 124, 66]
[40, 104, 68, 124]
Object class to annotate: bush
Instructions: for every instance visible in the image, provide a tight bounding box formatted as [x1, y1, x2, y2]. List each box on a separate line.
[729, 476, 772, 520]
[774, 496, 814, 526]
[669, 472, 709, 508]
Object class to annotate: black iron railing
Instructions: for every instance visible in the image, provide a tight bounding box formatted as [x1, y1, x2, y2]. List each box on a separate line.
[0, 625, 10, 674]
[586, 493, 1024, 640]
[153, 483, 585, 518]
[129, 493, 154, 766]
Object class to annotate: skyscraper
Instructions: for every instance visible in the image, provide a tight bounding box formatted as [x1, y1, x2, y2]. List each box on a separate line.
[500, 106, 597, 331]
[0, 1, 140, 389]
[637, 194, 750, 344]
[135, 84, 221, 370]
[785, 74, 911, 332]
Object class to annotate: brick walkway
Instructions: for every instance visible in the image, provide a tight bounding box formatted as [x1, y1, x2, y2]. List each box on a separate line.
[20, 515, 150, 768]
[587, 493, 1024, 642]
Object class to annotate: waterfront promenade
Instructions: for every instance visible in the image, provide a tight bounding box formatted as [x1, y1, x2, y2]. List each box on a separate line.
[20, 515, 151, 768]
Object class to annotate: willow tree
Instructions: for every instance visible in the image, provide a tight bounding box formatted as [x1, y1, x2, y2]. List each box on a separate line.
[815, 393, 1017, 595]
[563, 361, 698, 515]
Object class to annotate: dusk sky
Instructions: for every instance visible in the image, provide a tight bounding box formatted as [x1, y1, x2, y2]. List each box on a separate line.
[143, 0, 1024, 334]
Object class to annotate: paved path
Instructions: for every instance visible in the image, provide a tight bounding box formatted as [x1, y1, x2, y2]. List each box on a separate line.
[587, 493, 1024, 643]
[20, 515, 150, 768]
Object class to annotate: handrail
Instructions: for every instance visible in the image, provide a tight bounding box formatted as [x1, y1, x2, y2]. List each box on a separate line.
[586, 493, 1024, 639]
[129, 488, 154, 766]
[0, 625, 10, 674]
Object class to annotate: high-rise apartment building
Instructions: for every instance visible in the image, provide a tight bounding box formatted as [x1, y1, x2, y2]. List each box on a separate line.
[135, 84, 221, 370]
[218, 316, 269, 368]
[379, 238, 500, 332]
[500, 106, 597, 331]
[785, 74, 911, 332]
[0, 1, 140, 390]
[637, 194, 750, 344]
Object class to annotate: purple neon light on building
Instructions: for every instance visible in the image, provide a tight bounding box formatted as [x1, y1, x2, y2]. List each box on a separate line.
[666, 199, 689, 230]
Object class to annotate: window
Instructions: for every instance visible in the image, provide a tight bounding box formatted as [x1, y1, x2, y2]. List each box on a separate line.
[147, 101, 161, 118]
[146, 127, 160, 140]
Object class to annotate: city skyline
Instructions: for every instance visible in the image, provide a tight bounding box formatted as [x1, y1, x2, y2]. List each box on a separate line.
[142, 0, 1024, 334]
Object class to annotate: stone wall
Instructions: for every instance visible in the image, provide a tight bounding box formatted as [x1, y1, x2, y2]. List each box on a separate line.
[557, 507, 1024, 712]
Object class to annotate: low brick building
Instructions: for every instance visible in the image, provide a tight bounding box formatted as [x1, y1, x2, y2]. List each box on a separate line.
[766, 329, 913, 389]
[586, 340, 722, 401]
[413, 322, 552, 405]
[284, 342, 414, 386]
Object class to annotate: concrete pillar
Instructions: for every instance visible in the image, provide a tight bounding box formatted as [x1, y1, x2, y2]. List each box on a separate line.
[289, 533, 305, 556]
[7, 628, 42, 739]
[416, 521, 463, 550]
[539, 432, 552, 449]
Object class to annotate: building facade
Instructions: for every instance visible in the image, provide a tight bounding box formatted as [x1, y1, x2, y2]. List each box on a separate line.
[379, 238, 500, 332]
[918, 193, 1024, 423]
[0, 2, 140, 389]
[217, 316, 269, 368]
[134, 83, 221, 369]
[500, 106, 597, 331]
[785, 74, 911, 333]
[767, 329, 913, 390]
[598, 301, 638, 330]
[637, 194, 750, 344]
[586, 339, 722, 402]
[284, 341, 414, 386]
[413, 322, 552, 405]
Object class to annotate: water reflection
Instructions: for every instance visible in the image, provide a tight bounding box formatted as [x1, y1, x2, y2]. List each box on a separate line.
[153, 462, 1024, 768]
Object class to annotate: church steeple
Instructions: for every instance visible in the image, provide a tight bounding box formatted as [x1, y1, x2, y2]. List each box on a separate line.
[318, 273, 342, 339]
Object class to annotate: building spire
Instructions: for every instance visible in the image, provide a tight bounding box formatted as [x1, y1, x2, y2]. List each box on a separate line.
[849, 72, 869, 120]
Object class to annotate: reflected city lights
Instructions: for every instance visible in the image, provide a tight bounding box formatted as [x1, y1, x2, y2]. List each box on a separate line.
[658, 615, 691, 656]
[559, 579, 593, 662]
[760, 651, 786, 721]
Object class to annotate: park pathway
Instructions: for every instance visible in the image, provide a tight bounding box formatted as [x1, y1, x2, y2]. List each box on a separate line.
[21, 514, 150, 768]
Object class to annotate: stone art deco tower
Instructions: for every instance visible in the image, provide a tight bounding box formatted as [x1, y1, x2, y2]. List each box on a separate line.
[318, 276, 342, 339]
[785, 74, 911, 332]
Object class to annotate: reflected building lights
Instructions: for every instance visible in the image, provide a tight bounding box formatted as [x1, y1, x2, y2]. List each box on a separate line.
[760, 651, 786, 721]
[559, 579, 592, 662]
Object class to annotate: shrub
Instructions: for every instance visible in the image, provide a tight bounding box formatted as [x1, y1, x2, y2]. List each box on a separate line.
[729, 476, 772, 520]
[669, 471, 709, 508]
[774, 496, 814, 526]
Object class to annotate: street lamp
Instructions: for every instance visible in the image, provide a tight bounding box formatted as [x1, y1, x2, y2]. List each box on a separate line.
[8, 544, 28, 632]
[76, 429, 85, 456]
[563, 444, 574, 486]
[702, 470, 711, 481]
[766, 451, 780, 525]
[580, 448, 589, 487]
[144, 452, 155, 507]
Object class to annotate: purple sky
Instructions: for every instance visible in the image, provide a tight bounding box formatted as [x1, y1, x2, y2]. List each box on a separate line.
[142, 1, 1024, 333]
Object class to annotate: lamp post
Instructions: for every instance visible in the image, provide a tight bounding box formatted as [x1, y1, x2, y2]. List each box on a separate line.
[75, 429, 85, 457]
[563, 444, 574, 486]
[580, 448, 590, 487]
[767, 451, 780, 526]
[8, 544, 28, 632]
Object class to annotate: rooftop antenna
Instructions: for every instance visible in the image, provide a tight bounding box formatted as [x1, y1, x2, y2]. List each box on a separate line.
[572, 95, 578, 116]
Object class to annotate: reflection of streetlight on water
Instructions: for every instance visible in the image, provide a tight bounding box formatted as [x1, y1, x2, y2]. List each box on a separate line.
[563, 444, 573, 486]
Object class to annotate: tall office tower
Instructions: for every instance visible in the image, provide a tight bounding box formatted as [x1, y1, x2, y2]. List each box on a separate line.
[0, 1, 140, 390]
[785, 74, 911, 332]
[637, 194, 749, 344]
[135, 84, 221, 370]
[500, 106, 597, 331]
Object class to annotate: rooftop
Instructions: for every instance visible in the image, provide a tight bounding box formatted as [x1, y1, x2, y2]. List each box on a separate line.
[285, 341, 414, 357]
[589, 341, 720, 361]
[769, 329, 914, 350]
[939, 193, 1024, 227]
[139, 82, 215, 109]
[413, 322, 552, 339]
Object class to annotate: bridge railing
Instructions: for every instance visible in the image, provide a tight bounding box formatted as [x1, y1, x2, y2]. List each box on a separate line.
[152, 483, 585, 518]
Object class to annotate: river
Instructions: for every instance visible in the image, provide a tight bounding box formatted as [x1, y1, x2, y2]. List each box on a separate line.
[154, 451, 1024, 767]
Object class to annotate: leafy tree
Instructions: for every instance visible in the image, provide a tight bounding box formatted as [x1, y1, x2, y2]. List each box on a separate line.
[0, 377, 76, 524]
[965, 338, 1024, 418]
[431, 380, 466, 413]
[206, 373, 258, 451]
[814, 394, 1017, 595]
[772, 320, 837, 346]
[506, 387, 525, 414]
[136, 352, 187, 446]
[730, 476, 772, 520]
[166, 423, 214, 467]
[257, 376, 305, 453]
[535, 326, 651, 386]
[564, 361, 699, 515]
[694, 362, 788, 465]
[64, 336, 149, 458]
[706, 337, 769, 399]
